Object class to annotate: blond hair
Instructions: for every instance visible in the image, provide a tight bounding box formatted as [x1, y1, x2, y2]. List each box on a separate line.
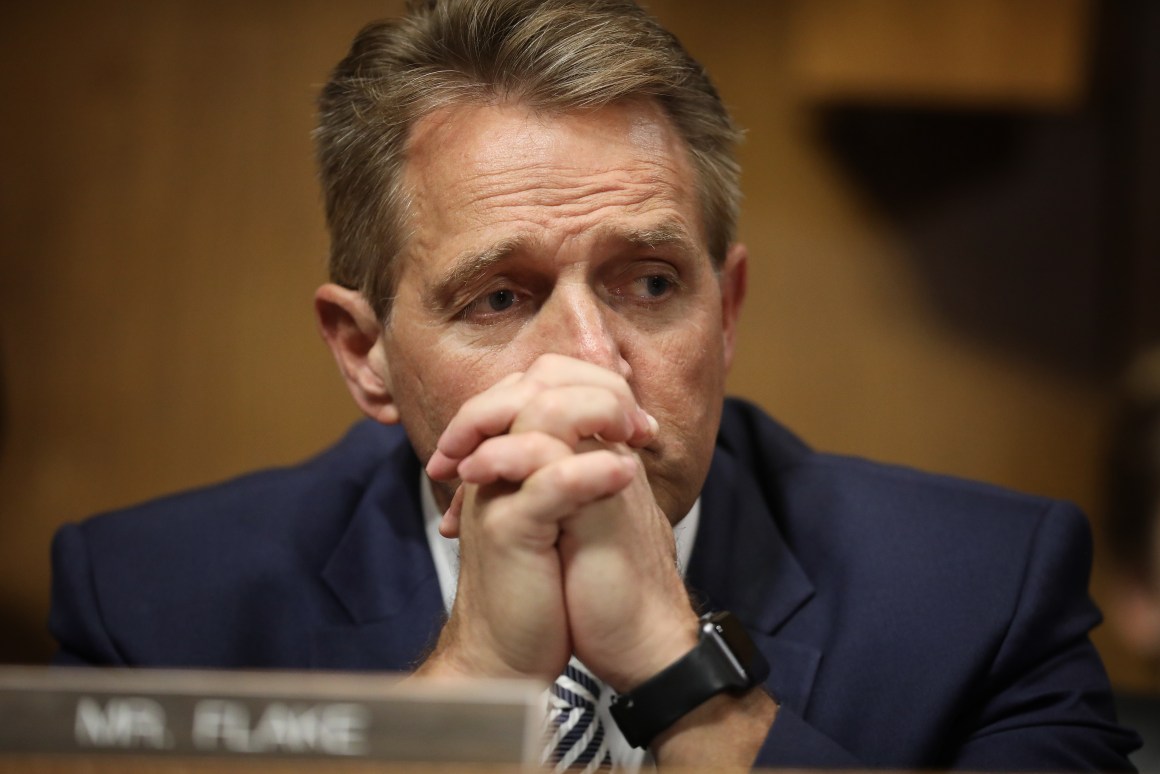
[316, 0, 741, 319]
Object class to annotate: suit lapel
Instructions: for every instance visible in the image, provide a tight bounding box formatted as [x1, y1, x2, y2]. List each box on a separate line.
[313, 438, 446, 671]
[688, 446, 822, 714]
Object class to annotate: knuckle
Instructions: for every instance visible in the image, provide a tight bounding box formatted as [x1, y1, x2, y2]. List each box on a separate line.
[515, 432, 554, 462]
[529, 389, 569, 422]
[545, 459, 584, 495]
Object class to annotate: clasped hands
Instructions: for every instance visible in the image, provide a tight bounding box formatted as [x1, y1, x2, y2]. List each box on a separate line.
[418, 354, 700, 694]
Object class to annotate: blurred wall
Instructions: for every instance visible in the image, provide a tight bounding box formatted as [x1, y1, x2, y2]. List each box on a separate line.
[1, 1, 1155, 689]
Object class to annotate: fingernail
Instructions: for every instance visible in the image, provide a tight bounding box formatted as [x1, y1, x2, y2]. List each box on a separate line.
[426, 452, 452, 479]
[645, 412, 659, 435]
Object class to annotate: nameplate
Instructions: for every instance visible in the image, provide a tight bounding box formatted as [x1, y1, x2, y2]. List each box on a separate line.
[0, 667, 545, 765]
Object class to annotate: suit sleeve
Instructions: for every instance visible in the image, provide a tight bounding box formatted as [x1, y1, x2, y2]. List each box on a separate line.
[948, 502, 1139, 770]
[754, 704, 861, 768]
[49, 523, 127, 666]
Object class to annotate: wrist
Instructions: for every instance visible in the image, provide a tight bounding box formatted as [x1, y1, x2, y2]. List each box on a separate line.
[652, 685, 778, 767]
[610, 611, 770, 749]
[603, 613, 700, 694]
[415, 631, 483, 681]
[419, 616, 540, 683]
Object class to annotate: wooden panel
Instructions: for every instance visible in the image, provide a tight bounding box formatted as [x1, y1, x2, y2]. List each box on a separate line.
[790, 0, 1092, 107]
[0, 0, 402, 659]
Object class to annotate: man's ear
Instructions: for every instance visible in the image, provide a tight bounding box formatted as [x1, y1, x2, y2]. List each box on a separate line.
[720, 242, 748, 370]
[314, 283, 400, 424]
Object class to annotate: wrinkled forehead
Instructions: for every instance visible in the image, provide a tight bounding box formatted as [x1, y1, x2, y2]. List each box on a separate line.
[394, 98, 707, 266]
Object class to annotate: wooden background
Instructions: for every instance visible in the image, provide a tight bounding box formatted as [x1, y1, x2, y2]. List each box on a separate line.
[2, 0, 1156, 690]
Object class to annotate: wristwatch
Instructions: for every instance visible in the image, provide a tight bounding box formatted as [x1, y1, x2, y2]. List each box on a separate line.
[609, 611, 770, 748]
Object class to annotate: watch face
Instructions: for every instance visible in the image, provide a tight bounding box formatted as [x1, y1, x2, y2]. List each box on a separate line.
[706, 625, 749, 686]
[703, 611, 770, 686]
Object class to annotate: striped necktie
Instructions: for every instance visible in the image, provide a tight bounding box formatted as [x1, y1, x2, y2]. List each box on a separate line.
[544, 658, 613, 772]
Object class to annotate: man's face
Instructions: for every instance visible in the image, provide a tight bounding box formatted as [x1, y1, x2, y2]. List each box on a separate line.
[380, 99, 744, 523]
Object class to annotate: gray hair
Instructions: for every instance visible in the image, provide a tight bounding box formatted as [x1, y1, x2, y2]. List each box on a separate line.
[316, 0, 741, 320]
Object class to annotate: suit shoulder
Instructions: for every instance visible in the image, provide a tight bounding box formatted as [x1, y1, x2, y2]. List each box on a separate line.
[720, 395, 1072, 532]
[718, 397, 1091, 583]
[70, 420, 406, 542]
[50, 421, 416, 666]
[791, 445, 1074, 536]
[792, 448, 1095, 636]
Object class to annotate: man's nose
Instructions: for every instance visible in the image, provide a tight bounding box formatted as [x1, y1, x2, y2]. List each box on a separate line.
[539, 286, 630, 378]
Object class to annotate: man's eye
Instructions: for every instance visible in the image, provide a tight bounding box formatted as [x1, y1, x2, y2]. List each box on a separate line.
[629, 273, 678, 301]
[487, 289, 516, 311]
[461, 287, 522, 323]
[643, 275, 672, 297]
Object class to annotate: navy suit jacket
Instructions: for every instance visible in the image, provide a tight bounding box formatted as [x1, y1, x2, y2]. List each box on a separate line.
[50, 399, 1139, 769]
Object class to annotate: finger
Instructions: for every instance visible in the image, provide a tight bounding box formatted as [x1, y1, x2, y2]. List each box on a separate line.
[528, 357, 663, 440]
[435, 385, 652, 483]
[524, 354, 636, 396]
[515, 450, 639, 522]
[427, 377, 546, 479]
[427, 448, 464, 481]
[436, 356, 649, 465]
[425, 373, 527, 480]
[457, 432, 575, 485]
[438, 484, 466, 539]
[628, 410, 659, 448]
[509, 385, 638, 446]
[429, 401, 654, 481]
[522, 355, 658, 444]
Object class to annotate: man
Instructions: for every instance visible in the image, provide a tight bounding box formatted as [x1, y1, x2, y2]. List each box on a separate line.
[50, 0, 1138, 770]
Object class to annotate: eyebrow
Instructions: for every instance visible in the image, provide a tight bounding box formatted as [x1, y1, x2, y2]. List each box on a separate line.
[611, 222, 697, 252]
[424, 237, 522, 311]
[422, 219, 701, 312]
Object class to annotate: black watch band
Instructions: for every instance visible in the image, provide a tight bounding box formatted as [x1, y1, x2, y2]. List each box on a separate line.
[609, 611, 770, 749]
